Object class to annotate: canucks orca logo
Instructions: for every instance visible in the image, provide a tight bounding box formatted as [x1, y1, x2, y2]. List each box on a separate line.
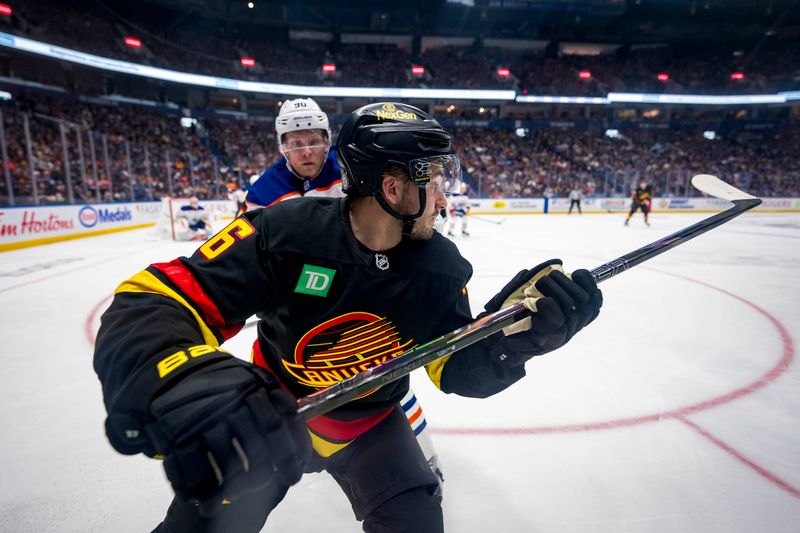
[282, 312, 415, 395]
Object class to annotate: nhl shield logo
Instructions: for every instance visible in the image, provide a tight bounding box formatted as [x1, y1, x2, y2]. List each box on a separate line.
[375, 253, 389, 271]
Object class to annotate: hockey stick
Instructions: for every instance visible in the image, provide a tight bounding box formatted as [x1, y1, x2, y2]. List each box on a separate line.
[297, 175, 760, 419]
[471, 214, 506, 225]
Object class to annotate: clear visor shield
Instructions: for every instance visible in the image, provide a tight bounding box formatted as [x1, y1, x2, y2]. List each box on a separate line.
[408, 154, 462, 195]
[280, 138, 330, 153]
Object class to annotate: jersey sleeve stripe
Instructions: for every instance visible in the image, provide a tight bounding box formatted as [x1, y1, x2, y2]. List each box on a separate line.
[114, 270, 219, 347]
[151, 259, 243, 341]
[312, 179, 342, 193]
[268, 191, 302, 207]
[406, 406, 423, 425]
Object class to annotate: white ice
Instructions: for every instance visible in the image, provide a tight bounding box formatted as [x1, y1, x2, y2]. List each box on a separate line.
[1, 210, 799, 532]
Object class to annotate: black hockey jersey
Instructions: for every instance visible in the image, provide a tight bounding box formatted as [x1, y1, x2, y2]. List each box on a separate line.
[632, 185, 652, 205]
[95, 197, 525, 457]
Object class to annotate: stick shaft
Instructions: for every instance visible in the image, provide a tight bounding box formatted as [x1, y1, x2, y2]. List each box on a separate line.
[471, 215, 504, 225]
[590, 198, 760, 282]
[297, 198, 761, 419]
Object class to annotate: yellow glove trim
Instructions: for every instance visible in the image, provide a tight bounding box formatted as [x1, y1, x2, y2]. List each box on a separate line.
[501, 264, 565, 336]
[425, 354, 452, 390]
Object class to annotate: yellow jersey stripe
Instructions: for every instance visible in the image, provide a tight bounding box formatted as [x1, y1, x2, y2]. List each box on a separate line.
[115, 270, 219, 347]
[309, 430, 353, 457]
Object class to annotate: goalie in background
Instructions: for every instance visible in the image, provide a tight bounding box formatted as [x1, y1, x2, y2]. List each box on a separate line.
[625, 180, 653, 226]
[447, 183, 471, 237]
[175, 197, 213, 241]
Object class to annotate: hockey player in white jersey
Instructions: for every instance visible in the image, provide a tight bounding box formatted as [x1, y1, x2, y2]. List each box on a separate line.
[175, 197, 213, 240]
[447, 184, 471, 237]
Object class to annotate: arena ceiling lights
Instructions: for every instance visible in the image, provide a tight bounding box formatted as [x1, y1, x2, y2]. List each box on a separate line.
[516, 95, 610, 105]
[0, 31, 793, 106]
[607, 92, 787, 106]
[0, 32, 513, 101]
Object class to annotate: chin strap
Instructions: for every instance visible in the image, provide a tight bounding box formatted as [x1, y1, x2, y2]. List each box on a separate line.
[374, 187, 427, 240]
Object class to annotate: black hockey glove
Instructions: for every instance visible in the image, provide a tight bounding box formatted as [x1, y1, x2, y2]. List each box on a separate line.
[483, 259, 602, 366]
[104, 345, 310, 516]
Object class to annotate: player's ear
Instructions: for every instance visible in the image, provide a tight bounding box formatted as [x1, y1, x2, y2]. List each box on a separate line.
[380, 173, 402, 204]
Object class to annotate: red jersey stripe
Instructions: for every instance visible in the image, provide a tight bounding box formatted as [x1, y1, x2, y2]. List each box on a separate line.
[152, 259, 243, 341]
[306, 407, 393, 441]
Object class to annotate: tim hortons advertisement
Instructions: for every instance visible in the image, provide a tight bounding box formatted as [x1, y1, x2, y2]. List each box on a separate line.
[1, 200, 237, 251]
[0, 203, 156, 251]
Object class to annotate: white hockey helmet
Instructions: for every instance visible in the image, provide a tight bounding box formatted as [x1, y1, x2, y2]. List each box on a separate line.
[275, 98, 331, 147]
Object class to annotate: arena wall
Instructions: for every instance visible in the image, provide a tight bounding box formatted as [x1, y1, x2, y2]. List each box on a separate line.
[471, 197, 800, 215]
[0, 200, 235, 251]
[2, 198, 798, 251]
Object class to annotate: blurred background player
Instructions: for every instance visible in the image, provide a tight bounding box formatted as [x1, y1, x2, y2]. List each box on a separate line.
[227, 181, 248, 217]
[625, 180, 653, 226]
[447, 183, 471, 237]
[246, 98, 444, 487]
[175, 196, 213, 240]
[245, 98, 342, 209]
[568, 183, 583, 214]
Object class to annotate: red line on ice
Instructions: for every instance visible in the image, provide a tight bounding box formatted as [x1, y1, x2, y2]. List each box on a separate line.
[676, 414, 800, 499]
[85, 273, 797, 495]
[85, 294, 113, 347]
[432, 273, 797, 497]
[431, 274, 794, 436]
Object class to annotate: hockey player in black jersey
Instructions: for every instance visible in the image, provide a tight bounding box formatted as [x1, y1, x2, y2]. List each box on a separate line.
[625, 180, 653, 226]
[93, 102, 603, 533]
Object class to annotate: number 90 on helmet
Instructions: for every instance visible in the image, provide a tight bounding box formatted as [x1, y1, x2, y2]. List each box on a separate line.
[336, 103, 462, 198]
[275, 98, 331, 146]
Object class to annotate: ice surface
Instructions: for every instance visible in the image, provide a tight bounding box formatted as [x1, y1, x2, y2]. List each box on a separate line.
[1, 211, 798, 532]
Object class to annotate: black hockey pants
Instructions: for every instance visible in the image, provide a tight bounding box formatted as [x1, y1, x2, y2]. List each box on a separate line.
[151, 406, 442, 533]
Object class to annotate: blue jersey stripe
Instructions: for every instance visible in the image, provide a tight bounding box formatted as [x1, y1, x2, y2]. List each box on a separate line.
[401, 394, 417, 412]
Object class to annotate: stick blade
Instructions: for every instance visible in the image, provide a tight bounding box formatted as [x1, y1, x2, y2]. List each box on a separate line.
[691, 174, 759, 203]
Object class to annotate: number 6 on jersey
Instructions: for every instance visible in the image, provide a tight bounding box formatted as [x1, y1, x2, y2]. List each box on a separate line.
[199, 218, 255, 260]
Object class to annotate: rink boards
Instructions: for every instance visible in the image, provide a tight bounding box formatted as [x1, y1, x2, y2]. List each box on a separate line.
[1, 196, 799, 251]
[470, 196, 800, 215]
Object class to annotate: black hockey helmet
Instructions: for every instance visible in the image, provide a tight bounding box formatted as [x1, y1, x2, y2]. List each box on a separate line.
[337, 102, 461, 198]
[337, 103, 462, 235]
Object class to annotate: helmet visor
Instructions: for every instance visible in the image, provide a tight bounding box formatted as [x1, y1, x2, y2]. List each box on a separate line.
[280, 138, 330, 153]
[408, 154, 462, 195]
